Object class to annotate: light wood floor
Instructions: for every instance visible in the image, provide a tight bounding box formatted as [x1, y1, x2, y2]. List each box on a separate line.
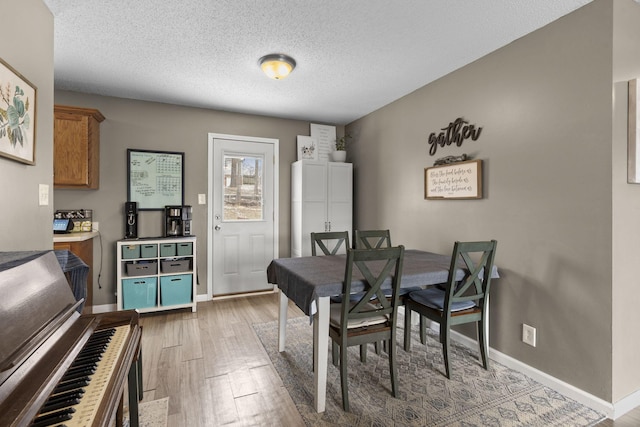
[596, 407, 640, 426]
[137, 292, 306, 426]
[135, 292, 639, 426]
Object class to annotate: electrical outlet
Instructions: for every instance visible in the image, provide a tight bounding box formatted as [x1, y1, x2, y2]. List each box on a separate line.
[198, 193, 206, 205]
[522, 324, 537, 347]
[93, 222, 99, 231]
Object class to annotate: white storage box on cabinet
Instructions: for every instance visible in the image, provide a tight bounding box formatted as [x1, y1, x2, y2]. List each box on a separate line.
[291, 160, 353, 257]
[116, 236, 197, 313]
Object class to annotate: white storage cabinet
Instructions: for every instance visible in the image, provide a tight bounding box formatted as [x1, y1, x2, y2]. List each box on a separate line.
[117, 236, 197, 313]
[291, 160, 353, 257]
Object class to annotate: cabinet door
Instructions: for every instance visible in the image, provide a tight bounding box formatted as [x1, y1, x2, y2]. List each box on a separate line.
[54, 106, 104, 189]
[54, 113, 91, 186]
[300, 162, 328, 256]
[327, 162, 353, 235]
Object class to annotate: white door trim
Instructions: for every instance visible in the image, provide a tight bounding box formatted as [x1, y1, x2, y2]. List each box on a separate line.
[207, 133, 279, 300]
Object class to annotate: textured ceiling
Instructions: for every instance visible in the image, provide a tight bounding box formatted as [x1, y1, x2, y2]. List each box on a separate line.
[43, 0, 593, 125]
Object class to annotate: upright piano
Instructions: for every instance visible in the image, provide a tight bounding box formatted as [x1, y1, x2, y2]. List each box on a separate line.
[0, 251, 142, 427]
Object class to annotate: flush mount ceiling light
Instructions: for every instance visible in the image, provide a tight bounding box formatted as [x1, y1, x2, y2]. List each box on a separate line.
[259, 54, 296, 80]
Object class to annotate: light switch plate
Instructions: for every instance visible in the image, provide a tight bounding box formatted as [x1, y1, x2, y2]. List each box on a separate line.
[39, 184, 49, 206]
[198, 193, 206, 205]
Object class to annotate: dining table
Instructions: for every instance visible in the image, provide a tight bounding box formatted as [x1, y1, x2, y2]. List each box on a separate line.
[266, 249, 499, 413]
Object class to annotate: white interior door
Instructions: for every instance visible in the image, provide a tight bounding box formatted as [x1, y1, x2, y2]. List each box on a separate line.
[208, 133, 278, 297]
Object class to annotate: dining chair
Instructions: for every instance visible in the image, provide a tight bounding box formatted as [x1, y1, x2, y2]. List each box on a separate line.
[353, 229, 393, 357]
[310, 231, 356, 370]
[354, 229, 427, 358]
[354, 229, 392, 249]
[310, 231, 384, 367]
[329, 245, 405, 411]
[403, 240, 498, 379]
[311, 231, 350, 256]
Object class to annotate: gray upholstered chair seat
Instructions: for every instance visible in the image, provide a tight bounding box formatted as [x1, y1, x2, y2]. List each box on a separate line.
[408, 287, 476, 312]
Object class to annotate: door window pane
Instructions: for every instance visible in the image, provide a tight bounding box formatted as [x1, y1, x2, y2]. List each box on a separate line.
[223, 155, 264, 221]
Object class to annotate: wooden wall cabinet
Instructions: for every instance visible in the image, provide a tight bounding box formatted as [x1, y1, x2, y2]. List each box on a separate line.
[54, 105, 105, 189]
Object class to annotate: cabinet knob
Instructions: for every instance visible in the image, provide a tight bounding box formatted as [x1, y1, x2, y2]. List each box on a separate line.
[215, 225, 221, 231]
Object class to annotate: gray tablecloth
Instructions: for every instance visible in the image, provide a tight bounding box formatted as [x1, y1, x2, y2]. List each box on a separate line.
[267, 249, 499, 315]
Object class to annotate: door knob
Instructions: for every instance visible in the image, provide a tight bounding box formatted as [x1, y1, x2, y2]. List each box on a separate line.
[215, 225, 221, 231]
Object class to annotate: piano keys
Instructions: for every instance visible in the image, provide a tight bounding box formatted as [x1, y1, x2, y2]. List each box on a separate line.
[0, 251, 142, 427]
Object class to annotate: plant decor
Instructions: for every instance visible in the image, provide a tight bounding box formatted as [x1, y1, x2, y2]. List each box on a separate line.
[335, 133, 352, 151]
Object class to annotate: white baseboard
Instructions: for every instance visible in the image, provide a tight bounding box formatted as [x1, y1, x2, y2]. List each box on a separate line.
[447, 328, 637, 420]
[93, 300, 638, 420]
[209, 286, 278, 301]
[91, 303, 116, 313]
[92, 287, 277, 312]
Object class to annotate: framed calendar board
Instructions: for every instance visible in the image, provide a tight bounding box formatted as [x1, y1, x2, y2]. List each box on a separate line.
[127, 149, 184, 210]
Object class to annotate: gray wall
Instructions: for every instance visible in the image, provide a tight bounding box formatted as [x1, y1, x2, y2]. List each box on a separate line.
[0, 0, 54, 251]
[348, 0, 639, 404]
[53, 91, 343, 306]
[612, 0, 640, 404]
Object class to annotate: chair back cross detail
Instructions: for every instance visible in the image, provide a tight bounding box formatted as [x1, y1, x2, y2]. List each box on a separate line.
[446, 241, 497, 310]
[354, 229, 391, 249]
[311, 231, 350, 256]
[339, 246, 402, 323]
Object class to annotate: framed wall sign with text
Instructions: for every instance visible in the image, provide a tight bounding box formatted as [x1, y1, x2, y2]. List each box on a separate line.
[424, 159, 483, 200]
[128, 149, 184, 210]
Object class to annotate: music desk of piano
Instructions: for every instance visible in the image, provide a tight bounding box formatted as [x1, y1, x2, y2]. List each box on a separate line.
[0, 251, 143, 427]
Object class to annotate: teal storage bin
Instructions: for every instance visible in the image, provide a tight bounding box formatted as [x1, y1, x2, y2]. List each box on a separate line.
[176, 242, 193, 256]
[160, 274, 192, 306]
[140, 244, 158, 258]
[122, 245, 140, 259]
[160, 243, 176, 257]
[122, 277, 157, 309]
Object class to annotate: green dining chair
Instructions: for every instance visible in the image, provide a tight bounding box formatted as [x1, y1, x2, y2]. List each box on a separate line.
[311, 231, 350, 256]
[403, 240, 498, 379]
[311, 231, 383, 365]
[353, 229, 424, 358]
[353, 229, 392, 357]
[329, 245, 405, 411]
[354, 229, 391, 249]
[310, 231, 353, 370]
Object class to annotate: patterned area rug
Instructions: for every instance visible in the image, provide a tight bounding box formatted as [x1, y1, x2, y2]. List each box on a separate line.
[253, 317, 605, 426]
[123, 397, 169, 427]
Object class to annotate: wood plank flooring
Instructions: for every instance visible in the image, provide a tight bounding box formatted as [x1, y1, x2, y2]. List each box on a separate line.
[134, 292, 639, 426]
[138, 293, 305, 426]
[596, 407, 640, 426]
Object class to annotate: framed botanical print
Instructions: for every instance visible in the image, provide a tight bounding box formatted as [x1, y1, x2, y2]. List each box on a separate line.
[0, 56, 37, 165]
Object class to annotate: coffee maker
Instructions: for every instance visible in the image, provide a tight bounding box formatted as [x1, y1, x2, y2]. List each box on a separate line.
[164, 205, 192, 237]
[125, 201, 138, 238]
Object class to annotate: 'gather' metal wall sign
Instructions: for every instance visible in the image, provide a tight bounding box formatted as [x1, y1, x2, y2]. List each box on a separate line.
[428, 117, 483, 156]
